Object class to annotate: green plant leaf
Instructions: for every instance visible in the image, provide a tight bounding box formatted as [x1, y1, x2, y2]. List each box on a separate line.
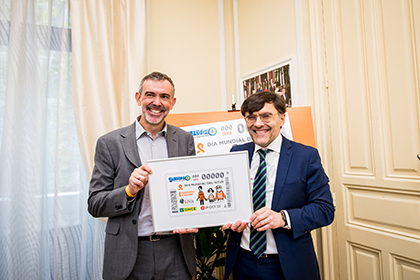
[213, 257, 227, 267]
[195, 226, 228, 279]
[199, 228, 212, 257]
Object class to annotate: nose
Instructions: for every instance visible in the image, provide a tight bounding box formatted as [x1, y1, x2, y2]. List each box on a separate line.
[254, 116, 264, 126]
[151, 95, 161, 105]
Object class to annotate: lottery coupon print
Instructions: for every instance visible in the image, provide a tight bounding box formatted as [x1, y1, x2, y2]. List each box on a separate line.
[147, 151, 252, 232]
[167, 169, 234, 217]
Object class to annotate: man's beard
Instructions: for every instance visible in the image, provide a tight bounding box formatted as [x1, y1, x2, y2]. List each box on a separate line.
[143, 105, 168, 125]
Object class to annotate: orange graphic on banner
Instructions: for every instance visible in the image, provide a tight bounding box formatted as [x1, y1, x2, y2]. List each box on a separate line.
[197, 143, 205, 153]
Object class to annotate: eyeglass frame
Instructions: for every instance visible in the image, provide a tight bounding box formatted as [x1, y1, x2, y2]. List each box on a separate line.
[244, 112, 281, 124]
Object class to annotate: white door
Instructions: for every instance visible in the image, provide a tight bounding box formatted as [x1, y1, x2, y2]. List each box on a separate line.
[312, 0, 420, 279]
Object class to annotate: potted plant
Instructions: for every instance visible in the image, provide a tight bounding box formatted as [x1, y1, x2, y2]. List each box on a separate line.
[195, 226, 228, 279]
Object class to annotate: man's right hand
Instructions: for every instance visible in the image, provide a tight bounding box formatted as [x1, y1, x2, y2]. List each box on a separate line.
[222, 220, 248, 232]
[127, 164, 153, 196]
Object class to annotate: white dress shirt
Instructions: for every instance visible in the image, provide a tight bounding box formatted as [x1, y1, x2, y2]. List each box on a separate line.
[240, 133, 291, 254]
[135, 119, 172, 236]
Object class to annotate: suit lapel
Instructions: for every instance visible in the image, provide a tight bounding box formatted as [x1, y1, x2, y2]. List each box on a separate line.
[271, 137, 293, 210]
[121, 122, 142, 167]
[166, 125, 179, 158]
[246, 143, 255, 166]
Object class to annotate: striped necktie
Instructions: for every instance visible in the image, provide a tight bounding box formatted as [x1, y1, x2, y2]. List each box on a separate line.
[250, 149, 268, 258]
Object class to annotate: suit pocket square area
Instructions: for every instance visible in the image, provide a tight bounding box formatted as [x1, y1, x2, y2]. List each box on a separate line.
[105, 221, 120, 235]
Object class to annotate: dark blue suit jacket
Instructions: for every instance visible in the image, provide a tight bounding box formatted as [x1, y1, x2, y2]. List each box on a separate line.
[224, 136, 335, 280]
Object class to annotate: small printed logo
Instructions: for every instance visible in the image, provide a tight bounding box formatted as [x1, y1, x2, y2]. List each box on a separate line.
[188, 127, 217, 137]
[237, 123, 245, 133]
[168, 175, 191, 183]
[208, 127, 217, 136]
[179, 207, 197, 213]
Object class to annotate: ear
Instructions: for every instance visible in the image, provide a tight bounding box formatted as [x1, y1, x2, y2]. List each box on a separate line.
[135, 92, 141, 106]
[279, 113, 286, 127]
[170, 97, 177, 110]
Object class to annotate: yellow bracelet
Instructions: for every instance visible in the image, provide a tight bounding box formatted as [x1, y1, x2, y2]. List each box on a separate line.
[125, 185, 137, 197]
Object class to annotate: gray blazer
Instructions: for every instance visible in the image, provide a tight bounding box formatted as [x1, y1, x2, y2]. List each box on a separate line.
[88, 121, 196, 280]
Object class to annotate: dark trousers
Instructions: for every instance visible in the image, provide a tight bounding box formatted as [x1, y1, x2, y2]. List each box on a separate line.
[127, 236, 191, 280]
[232, 248, 285, 280]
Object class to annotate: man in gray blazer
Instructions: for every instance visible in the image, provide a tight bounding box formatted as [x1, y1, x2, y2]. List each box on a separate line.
[88, 72, 197, 280]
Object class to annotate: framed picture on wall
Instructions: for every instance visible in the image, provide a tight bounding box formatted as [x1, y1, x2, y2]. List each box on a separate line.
[241, 58, 293, 108]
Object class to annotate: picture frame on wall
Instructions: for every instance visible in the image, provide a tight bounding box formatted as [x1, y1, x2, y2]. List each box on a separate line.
[241, 58, 293, 108]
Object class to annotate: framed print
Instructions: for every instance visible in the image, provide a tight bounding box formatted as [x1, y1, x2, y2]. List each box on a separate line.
[241, 58, 294, 108]
[147, 151, 252, 232]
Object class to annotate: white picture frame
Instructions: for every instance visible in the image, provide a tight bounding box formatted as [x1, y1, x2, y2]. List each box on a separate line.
[147, 151, 252, 232]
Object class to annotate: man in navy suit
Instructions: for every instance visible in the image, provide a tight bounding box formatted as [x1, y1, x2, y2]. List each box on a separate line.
[222, 91, 335, 280]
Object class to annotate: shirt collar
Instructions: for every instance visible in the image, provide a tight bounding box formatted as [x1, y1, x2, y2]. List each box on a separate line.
[135, 116, 167, 139]
[254, 132, 283, 154]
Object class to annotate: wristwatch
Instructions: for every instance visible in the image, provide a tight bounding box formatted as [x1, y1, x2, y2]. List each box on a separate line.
[280, 210, 288, 228]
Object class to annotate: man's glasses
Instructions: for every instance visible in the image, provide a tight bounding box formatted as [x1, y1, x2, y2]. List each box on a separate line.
[244, 113, 280, 124]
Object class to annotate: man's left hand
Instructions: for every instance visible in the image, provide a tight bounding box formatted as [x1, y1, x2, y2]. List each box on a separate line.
[250, 206, 285, 231]
[173, 228, 198, 234]
[222, 220, 248, 232]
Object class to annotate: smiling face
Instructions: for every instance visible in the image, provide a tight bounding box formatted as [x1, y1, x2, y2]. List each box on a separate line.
[245, 102, 285, 148]
[135, 79, 176, 134]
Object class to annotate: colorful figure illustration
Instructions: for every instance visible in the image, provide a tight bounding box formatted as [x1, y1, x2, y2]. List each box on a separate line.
[207, 188, 215, 202]
[196, 186, 207, 205]
[215, 185, 226, 201]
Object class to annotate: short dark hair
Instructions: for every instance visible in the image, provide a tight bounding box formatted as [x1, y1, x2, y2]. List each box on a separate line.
[138, 71, 175, 96]
[241, 91, 286, 116]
